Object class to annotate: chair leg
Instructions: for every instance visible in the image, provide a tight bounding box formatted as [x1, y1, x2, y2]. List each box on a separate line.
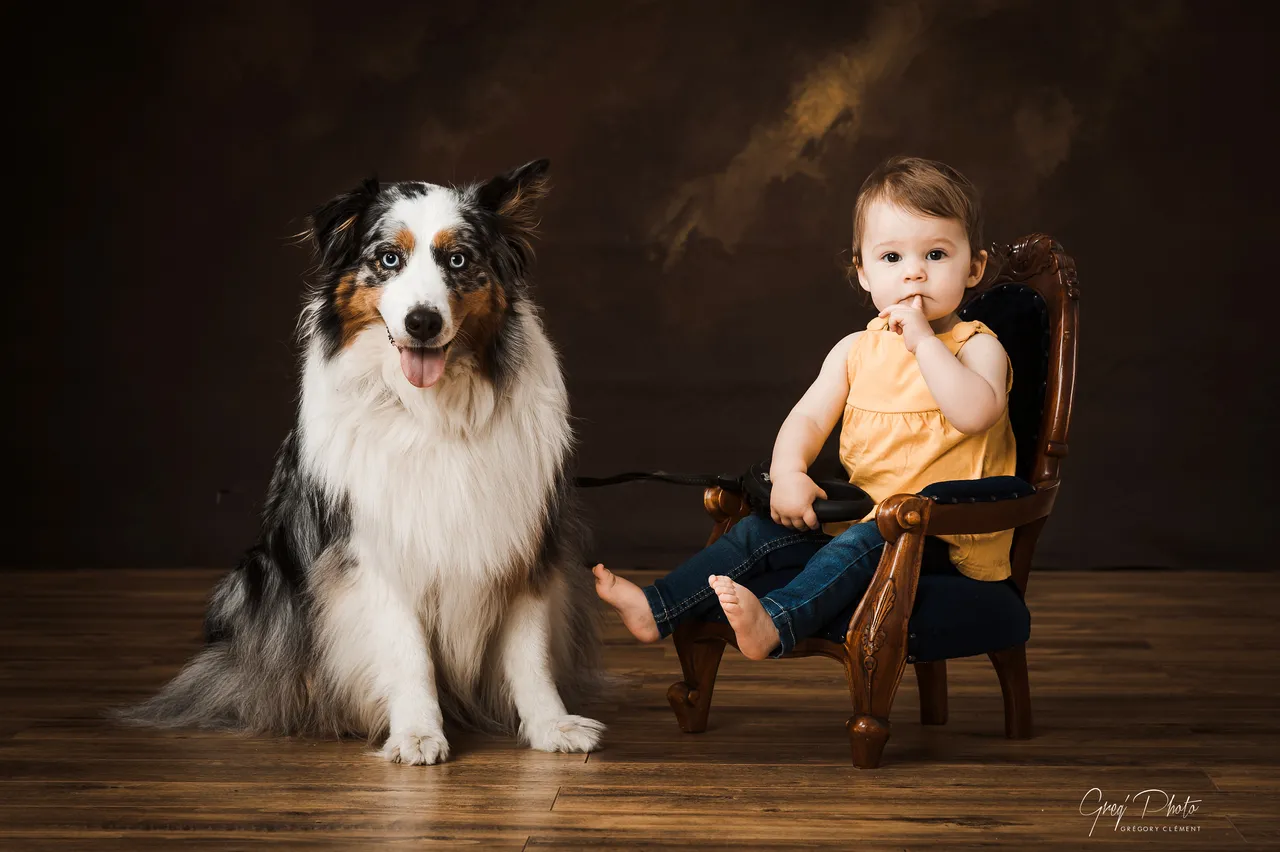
[988, 643, 1033, 739]
[843, 511, 932, 769]
[915, 660, 948, 725]
[846, 714, 891, 768]
[667, 623, 726, 733]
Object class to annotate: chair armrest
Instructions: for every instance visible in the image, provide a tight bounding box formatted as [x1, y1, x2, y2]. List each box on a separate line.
[875, 480, 1058, 540]
[701, 486, 751, 547]
[924, 480, 1058, 536]
[702, 486, 750, 522]
[708, 477, 1057, 542]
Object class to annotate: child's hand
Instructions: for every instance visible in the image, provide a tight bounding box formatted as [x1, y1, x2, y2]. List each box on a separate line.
[879, 294, 934, 353]
[769, 471, 828, 531]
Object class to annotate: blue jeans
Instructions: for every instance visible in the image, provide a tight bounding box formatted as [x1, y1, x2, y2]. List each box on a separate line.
[642, 512, 959, 657]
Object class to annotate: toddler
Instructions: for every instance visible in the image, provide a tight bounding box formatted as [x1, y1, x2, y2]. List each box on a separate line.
[595, 155, 1016, 659]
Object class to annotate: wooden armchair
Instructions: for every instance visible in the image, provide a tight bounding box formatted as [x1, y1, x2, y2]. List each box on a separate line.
[667, 233, 1080, 768]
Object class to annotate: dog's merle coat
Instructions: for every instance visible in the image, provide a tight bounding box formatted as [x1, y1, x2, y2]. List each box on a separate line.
[118, 160, 605, 764]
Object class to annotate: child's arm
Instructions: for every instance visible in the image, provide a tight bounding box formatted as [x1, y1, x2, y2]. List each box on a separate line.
[916, 333, 1008, 433]
[769, 333, 858, 530]
[880, 297, 1008, 434]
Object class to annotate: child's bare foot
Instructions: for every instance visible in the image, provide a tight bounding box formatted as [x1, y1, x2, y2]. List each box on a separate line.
[709, 575, 780, 660]
[593, 564, 660, 643]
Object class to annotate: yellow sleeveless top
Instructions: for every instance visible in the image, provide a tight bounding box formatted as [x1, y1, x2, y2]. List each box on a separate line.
[821, 317, 1017, 582]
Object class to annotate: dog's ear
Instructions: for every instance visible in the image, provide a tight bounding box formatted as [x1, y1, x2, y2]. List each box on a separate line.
[306, 178, 380, 270]
[476, 160, 550, 267]
[477, 159, 550, 217]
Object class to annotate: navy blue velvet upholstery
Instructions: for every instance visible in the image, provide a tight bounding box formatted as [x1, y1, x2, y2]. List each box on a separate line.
[919, 476, 1036, 504]
[958, 283, 1049, 481]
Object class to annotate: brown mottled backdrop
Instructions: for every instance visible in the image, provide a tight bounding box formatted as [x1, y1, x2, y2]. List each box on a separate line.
[7, 0, 1277, 570]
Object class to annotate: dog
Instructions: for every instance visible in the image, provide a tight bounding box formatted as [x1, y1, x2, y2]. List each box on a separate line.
[116, 159, 605, 765]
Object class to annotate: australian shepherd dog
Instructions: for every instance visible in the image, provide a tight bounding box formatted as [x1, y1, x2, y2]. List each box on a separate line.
[117, 159, 604, 764]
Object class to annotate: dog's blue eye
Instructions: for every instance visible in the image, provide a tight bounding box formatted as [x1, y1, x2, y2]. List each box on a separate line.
[380, 252, 400, 269]
[449, 253, 467, 269]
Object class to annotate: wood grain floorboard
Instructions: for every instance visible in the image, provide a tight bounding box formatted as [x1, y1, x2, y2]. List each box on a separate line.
[0, 567, 1276, 848]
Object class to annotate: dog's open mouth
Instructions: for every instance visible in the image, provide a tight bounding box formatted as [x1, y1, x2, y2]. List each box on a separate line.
[397, 344, 451, 389]
[391, 337, 453, 388]
[386, 325, 452, 389]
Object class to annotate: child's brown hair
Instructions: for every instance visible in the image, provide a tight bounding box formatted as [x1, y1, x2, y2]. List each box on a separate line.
[850, 156, 984, 268]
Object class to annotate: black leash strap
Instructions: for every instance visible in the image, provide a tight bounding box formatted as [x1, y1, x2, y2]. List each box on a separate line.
[574, 461, 875, 524]
[572, 471, 743, 492]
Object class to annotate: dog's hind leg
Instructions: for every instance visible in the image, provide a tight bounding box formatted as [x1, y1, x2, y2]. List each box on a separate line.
[318, 562, 450, 765]
[499, 579, 605, 753]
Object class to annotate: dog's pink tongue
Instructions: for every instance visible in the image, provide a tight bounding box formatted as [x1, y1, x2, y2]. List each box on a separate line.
[400, 347, 446, 389]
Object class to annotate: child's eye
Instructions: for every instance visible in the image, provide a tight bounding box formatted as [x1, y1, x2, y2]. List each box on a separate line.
[926, 249, 947, 261]
[881, 252, 901, 263]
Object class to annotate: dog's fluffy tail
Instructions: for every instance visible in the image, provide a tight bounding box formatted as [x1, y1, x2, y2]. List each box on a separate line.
[110, 559, 326, 736]
[110, 644, 296, 732]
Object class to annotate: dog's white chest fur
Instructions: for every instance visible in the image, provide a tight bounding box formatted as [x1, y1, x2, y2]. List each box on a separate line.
[297, 305, 570, 589]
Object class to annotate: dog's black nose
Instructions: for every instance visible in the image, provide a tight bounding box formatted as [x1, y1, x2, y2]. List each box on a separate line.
[405, 308, 443, 342]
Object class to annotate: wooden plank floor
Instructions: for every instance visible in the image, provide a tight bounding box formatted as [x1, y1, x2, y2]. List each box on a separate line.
[1, 568, 1278, 849]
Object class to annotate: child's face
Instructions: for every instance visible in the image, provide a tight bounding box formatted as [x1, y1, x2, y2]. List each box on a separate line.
[855, 199, 987, 321]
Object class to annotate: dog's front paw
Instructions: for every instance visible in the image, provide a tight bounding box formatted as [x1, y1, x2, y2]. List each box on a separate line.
[381, 728, 450, 765]
[523, 714, 605, 753]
